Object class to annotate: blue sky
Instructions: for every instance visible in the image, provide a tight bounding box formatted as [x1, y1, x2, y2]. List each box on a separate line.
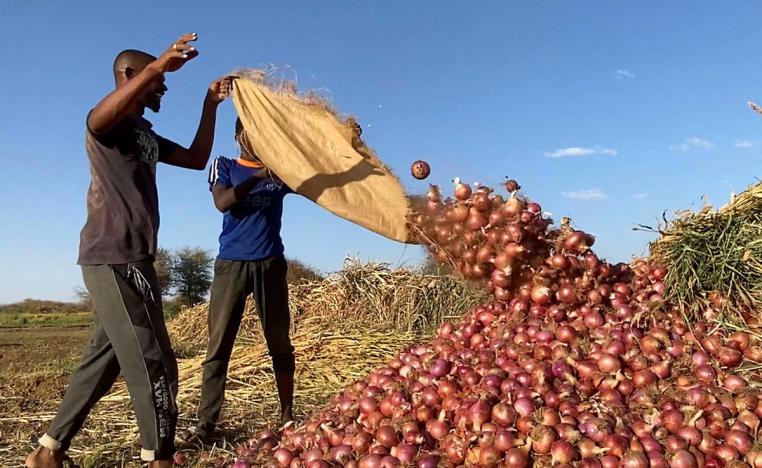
[1, 2, 760, 303]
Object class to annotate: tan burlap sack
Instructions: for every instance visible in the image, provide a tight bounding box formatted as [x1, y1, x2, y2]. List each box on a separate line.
[230, 71, 418, 244]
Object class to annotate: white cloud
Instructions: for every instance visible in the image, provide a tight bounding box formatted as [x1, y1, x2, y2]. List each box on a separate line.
[613, 69, 636, 79]
[631, 193, 648, 199]
[671, 137, 715, 151]
[544, 146, 618, 158]
[735, 140, 754, 148]
[561, 189, 608, 201]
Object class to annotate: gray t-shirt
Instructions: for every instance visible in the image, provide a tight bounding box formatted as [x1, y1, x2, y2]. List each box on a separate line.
[77, 114, 179, 265]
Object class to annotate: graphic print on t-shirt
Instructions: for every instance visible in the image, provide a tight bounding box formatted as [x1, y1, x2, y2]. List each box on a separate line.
[135, 128, 159, 170]
[208, 156, 293, 261]
[78, 115, 180, 266]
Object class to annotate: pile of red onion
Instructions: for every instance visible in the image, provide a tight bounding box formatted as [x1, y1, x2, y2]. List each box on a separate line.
[409, 178, 598, 305]
[226, 179, 761, 468]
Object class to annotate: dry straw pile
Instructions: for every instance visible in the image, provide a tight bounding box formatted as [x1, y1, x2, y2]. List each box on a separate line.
[10, 260, 484, 466]
[646, 182, 762, 322]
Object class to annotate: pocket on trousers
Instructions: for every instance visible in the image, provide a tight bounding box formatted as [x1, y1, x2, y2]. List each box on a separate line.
[214, 258, 236, 274]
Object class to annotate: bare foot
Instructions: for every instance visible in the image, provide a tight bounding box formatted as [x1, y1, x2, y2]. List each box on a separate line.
[280, 407, 295, 425]
[25, 446, 65, 468]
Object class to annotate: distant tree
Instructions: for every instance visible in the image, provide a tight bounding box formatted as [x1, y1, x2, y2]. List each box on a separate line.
[286, 257, 324, 284]
[172, 247, 214, 306]
[0, 299, 84, 314]
[154, 247, 174, 296]
[74, 287, 93, 312]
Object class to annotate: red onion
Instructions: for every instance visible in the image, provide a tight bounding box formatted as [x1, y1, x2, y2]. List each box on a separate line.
[669, 449, 698, 468]
[505, 447, 529, 466]
[557, 284, 577, 304]
[328, 445, 353, 464]
[715, 444, 740, 462]
[453, 181, 471, 200]
[600, 455, 619, 468]
[596, 353, 621, 373]
[579, 458, 602, 468]
[358, 455, 382, 468]
[375, 426, 398, 448]
[306, 461, 329, 468]
[686, 387, 712, 408]
[468, 399, 491, 430]
[494, 430, 517, 451]
[695, 364, 716, 383]
[724, 374, 748, 391]
[390, 444, 416, 464]
[737, 410, 760, 432]
[530, 285, 551, 305]
[478, 445, 502, 466]
[273, 448, 294, 467]
[415, 455, 437, 468]
[302, 449, 323, 463]
[428, 358, 450, 378]
[691, 351, 709, 368]
[540, 407, 560, 427]
[726, 429, 753, 454]
[620, 452, 649, 468]
[425, 420, 448, 440]
[513, 397, 534, 418]
[491, 402, 516, 427]
[556, 325, 577, 343]
[550, 440, 578, 464]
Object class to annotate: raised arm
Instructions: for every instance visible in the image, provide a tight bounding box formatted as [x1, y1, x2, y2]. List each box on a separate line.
[161, 77, 232, 170]
[87, 33, 199, 135]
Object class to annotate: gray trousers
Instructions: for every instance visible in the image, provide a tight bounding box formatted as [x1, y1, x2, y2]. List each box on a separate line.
[40, 261, 178, 461]
[196, 255, 294, 429]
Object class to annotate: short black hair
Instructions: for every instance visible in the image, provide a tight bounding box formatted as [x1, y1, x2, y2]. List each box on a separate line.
[112, 49, 155, 79]
[235, 118, 243, 136]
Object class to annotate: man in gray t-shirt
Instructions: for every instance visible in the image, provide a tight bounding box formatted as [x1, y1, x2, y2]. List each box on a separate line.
[26, 33, 230, 468]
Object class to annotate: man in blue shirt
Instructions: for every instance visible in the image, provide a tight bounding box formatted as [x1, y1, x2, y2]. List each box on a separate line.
[192, 119, 295, 440]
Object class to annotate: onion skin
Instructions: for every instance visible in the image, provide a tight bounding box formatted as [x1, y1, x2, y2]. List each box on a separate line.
[669, 449, 698, 468]
[411, 160, 431, 180]
[550, 440, 579, 464]
[725, 429, 753, 454]
[621, 451, 649, 468]
[505, 179, 521, 192]
[375, 426, 399, 448]
[359, 455, 383, 468]
[505, 447, 529, 467]
[274, 449, 295, 467]
[454, 182, 472, 200]
[747, 450, 762, 468]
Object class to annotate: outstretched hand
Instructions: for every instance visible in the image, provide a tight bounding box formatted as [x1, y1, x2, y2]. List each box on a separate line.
[154, 33, 200, 73]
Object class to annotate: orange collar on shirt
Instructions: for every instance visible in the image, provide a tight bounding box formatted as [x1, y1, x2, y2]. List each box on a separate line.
[236, 158, 264, 169]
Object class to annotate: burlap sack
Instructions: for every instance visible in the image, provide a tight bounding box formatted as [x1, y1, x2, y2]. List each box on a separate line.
[230, 71, 418, 244]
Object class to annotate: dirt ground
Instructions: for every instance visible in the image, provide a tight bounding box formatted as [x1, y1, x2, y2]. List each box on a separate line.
[0, 327, 91, 466]
[0, 326, 261, 468]
[0, 327, 91, 411]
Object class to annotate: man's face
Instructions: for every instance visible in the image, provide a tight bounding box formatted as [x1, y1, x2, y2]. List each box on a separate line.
[142, 73, 167, 113]
[236, 130, 264, 164]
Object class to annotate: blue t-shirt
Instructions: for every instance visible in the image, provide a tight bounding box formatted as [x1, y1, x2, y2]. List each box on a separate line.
[208, 156, 293, 261]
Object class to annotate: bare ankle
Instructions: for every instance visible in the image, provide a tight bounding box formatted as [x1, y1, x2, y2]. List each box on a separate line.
[26, 446, 65, 468]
